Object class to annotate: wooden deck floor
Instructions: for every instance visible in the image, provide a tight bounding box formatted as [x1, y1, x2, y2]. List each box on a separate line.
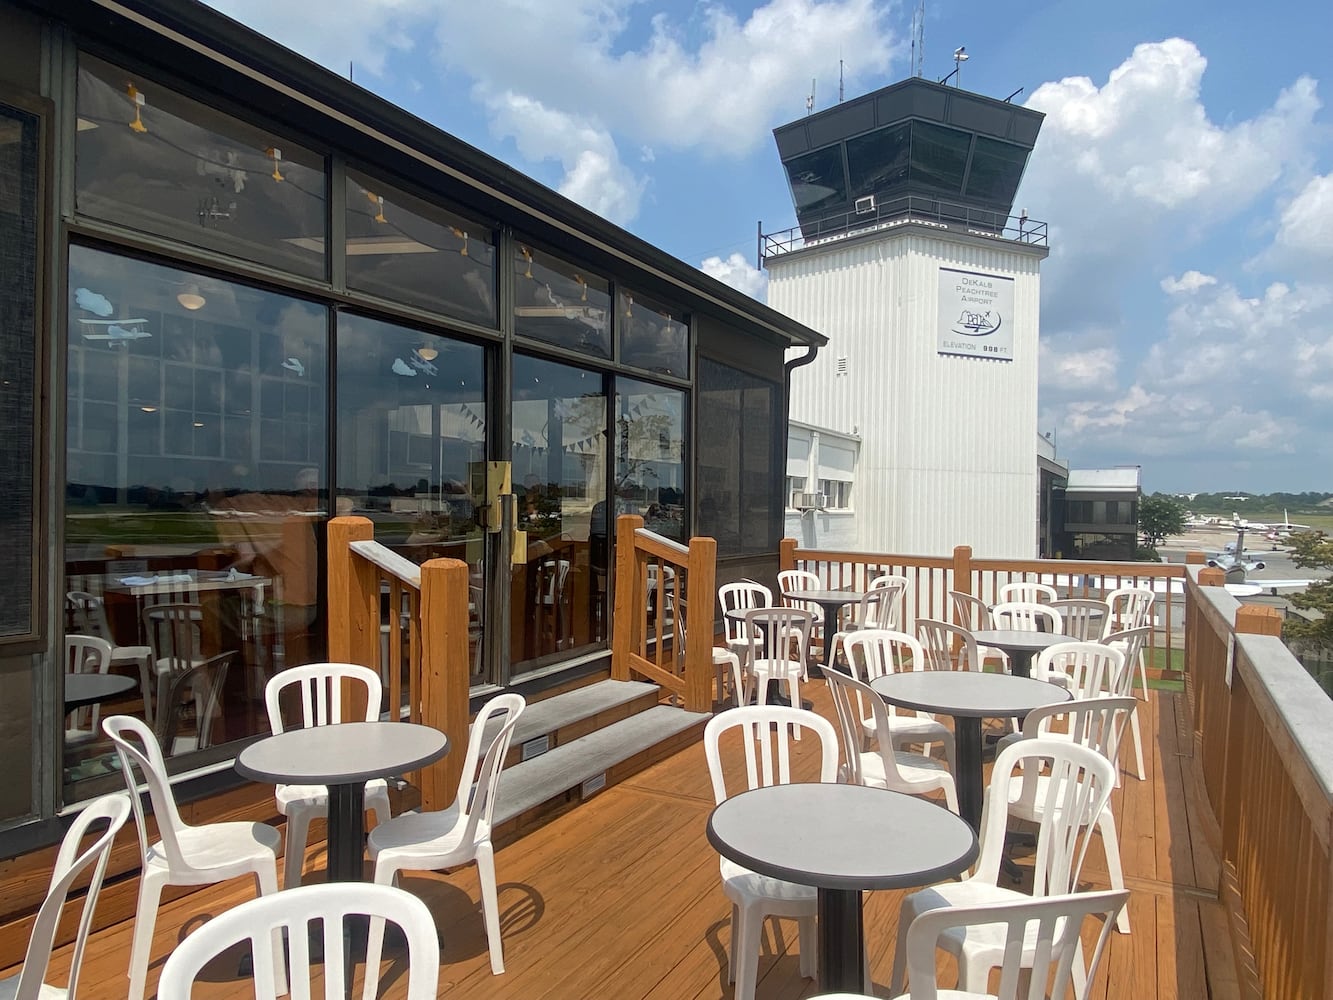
[16, 683, 1235, 999]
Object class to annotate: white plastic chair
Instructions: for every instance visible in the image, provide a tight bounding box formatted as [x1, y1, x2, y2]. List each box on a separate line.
[996, 581, 1058, 604]
[990, 601, 1063, 635]
[1050, 598, 1112, 641]
[1003, 696, 1138, 934]
[891, 889, 1129, 1000]
[916, 618, 980, 672]
[889, 738, 1117, 999]
[778, 569, 824, 622]
[829, 579, 907, 667]
[823, 661, 958, 811]
[367, 693, 526, 975]
[156, 881, 440, 1000]
[64, 634, 114, 745]
[704, 706, 838, 1000]
[1106, 586, 1155, 737]
[264, 662, 394, 889]
[66, 591, 155, 726]
[103, 714, 284, 1000]
[1027, 641, 1125, 700]
[719, 580, 772, 667]
[668, 593, 743, 705]
[841, 630, 955, 768]
[741, 607, 813, 735]
[1100, 625, 1153, 781]
[0, 794, 130, 1000]
[949, 590, 1007, 670]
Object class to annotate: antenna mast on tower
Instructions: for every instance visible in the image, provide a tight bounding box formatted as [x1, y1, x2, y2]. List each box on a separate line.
[806, 78, 816, 115]
[910, 0, 925, 77]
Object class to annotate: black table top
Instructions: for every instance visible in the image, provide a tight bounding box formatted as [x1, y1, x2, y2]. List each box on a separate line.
[236, 721, 449, 786]
[706, 783, 977, 891]
[871, 670, 1071, 719]
[64, 673, 137, 710]
[970, 630, 1070, 654]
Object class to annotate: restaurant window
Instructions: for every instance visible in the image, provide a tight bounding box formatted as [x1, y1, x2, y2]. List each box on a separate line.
[336, 314, 487, 688]
[64, 245, 328, 795]
[513, 244, 610, 358]
[696, 358, 780, 556]
[344, 169, 497, 329]
[618, 289, 688, 378]
[615, 377, 686, 541]
[75, 54, 327, 279]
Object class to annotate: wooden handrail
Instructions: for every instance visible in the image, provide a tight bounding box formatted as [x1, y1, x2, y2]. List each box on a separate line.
[612, 514, 717, 712]
[327, 515, 467, 807]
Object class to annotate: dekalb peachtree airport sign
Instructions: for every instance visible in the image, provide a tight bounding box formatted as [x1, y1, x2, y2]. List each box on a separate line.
[937, 267, 1015, 361]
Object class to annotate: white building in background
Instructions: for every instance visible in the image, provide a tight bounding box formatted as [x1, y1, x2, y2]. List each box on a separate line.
[783, 421, 860, 549]
[765, 77, 1051, 558]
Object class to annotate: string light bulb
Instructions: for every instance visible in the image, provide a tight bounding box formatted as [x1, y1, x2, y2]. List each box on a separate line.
[624, 294, 634, 318]
[417, 346, 439, 361]
[519, 245, 533, 279]
[365, 190, 386, 223]
[265, 147, 284, 182]
[451, 226, 469, 257]
[574, 274, 588, 301]
[126, 83, 147, 133]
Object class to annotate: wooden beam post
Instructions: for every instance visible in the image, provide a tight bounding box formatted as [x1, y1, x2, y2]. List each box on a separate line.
[1199, 566, 1226, 588]
[1235, 604, 1283, 638]
[779, 537, 797, 573]
[684, 534, 717, 713]
[1185, 551, 1207, 565]
[611, 514, 645, 683]
[327, 517, 377, 721]
[418, 557, 469, 811]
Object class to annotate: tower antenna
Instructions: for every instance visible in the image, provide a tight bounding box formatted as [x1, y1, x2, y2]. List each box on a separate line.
[910, 0, 925, 77]
[806, 78, 816, 115]
[839, 58, 845, 103]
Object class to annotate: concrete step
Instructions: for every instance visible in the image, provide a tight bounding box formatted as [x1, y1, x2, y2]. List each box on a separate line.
[484, 679, 661, 767]
[492, 704, 709, 842]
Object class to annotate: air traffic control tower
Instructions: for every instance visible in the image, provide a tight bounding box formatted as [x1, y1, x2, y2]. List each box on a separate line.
[765, 78, 1053, 559]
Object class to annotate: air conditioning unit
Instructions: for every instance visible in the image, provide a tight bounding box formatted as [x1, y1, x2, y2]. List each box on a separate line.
[793, 491, 827, 511]
[854, 195, 876, 215]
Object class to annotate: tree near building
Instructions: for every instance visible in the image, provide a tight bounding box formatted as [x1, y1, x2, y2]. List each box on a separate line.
[1285, 531, 1333, 651]
[1138, 494, 1188, 548]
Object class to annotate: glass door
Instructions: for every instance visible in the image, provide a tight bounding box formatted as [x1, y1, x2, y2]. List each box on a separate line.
[336, 314, 490, 691]
[511, 355, 608, 672]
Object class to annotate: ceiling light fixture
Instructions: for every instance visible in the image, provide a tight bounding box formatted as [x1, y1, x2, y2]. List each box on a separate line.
[417, 346, 439, 361]
[365, 190, 386, 223]
[451, 227, 470, 257]
[140, 405, 158, 413]
[574, 274, 588, 301]
[265, 146, 284, 182]
[176, 283, 206, 311]
[126, 82, 147, 133]
[519, 246, 533, 279]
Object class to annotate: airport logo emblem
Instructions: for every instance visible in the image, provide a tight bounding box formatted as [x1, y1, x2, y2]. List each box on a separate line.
[938, 268, 1015, 361]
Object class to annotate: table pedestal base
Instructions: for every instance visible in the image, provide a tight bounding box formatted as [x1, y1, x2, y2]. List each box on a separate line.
[326, 782, 367, 882]
[817, 887, 865, 993]
[954, 716, 984, 833]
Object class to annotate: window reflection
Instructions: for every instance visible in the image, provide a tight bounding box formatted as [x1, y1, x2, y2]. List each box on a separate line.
[513, 356, 607, 668]
[615, 377, 686, 541]
[618, 290, 688, 378]
[335, 315, 487, 687]
[63, 245, 327, 791]
[76, 55, 327, 279]
[514, 244, 610, 358]
[345, 170, 497, 328]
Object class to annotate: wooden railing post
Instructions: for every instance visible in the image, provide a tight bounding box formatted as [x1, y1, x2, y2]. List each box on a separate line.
[951, 545, 973, 614]
[418, 557, 468, 811]
[1199, 566, 1226, 588]
[1185, 551, 1207, 565]
[611, 515, 645, 682]
[1236, 605, 1283, 638]
[684, 535, 717, 713]
[779, 537, 797, 573]
[328, 516, 378, 720]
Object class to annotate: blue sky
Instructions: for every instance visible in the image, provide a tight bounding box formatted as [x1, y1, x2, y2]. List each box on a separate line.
[206, 0, 1333, 494]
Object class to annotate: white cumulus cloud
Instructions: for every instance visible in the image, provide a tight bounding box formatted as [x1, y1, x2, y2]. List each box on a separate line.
[699, 252, 768, 300]
[1272, 173, 1333, 258]
[1160, 270, 1217, 294]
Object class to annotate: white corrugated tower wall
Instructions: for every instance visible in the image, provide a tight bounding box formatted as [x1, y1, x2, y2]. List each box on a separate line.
[770, 229, 1043, 559]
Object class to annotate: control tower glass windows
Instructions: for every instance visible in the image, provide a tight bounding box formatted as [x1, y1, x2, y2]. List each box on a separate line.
[964, 136, 1028, 204]
[909, 121, 971, 196]
[782, 145, 847, 216]
[846, 124, 910, 203]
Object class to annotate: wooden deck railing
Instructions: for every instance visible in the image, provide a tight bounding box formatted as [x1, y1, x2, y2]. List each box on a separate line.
[327, 516, 469, 809]
[779, 540, 1188, 670]
[610, 514, 717, 712]
[1186, 565, 1333, 999]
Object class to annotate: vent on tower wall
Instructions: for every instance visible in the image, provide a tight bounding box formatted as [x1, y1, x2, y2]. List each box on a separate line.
[835, 355, 849, 376]
[854, 195, 876, 215]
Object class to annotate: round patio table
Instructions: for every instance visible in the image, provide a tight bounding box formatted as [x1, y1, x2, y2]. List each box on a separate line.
[236, 721, 448, 882]
[707, 782, 977, 994]
[970, 629, 1069, 679]
[872, 671, 1071, 832]
[781, 589, 868, 675]
[64, 673, 137, 710]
